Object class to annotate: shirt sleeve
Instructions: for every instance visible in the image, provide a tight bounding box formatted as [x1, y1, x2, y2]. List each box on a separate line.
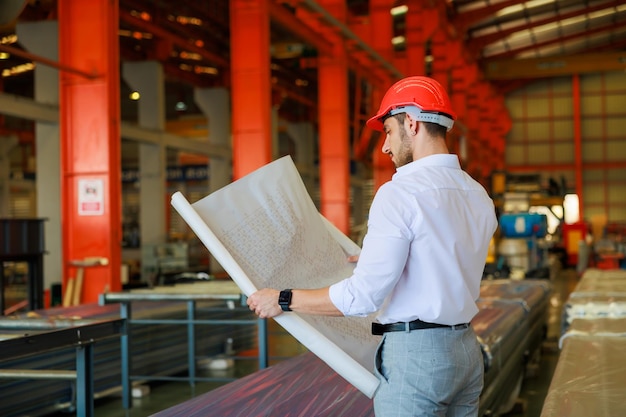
[329, 184, 413, 316]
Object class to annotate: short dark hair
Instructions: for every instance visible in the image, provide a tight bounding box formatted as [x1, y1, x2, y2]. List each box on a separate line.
[384, 112, 447, 138]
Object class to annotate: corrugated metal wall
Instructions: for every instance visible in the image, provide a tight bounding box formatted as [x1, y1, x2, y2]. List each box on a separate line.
[506, 70, 626, 222]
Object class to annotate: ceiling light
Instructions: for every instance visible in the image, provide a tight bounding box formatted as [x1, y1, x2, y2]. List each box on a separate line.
[497, 0, 555, 18]
[129, 91, 140, 100]
[587, 9, 613, 20]
[194, 66, 218, 75]
[130, 10, 151, 21]
[175, 101, 187, 111]
[2, 63, 35, 77]
[497, 4, 523, 16]
[1, 34, 18, 45]
[0, 52, 10, 59]
[391, 36, 406, 46]
[118, 29, 152, 39]
[175, 15, 203, 26]
[179, 51, 202, 61]
[390, 5, 408, 16]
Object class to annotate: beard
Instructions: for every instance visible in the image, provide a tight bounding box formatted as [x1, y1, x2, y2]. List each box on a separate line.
[394, 128, 414, 168]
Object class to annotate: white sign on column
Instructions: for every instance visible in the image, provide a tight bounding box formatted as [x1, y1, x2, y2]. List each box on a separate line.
[78, 179, 104, 216]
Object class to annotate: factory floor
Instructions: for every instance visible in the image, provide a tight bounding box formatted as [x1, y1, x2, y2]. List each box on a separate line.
[503, 266, 579, 417]
[55, 267, 579, 417]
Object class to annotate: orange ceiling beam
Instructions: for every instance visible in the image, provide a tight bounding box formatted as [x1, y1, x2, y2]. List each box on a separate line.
[119, 8, 230, 68]
[0, 43, 98, 79]
[268, 1, 333, 56]
[484, 51, 626, 80]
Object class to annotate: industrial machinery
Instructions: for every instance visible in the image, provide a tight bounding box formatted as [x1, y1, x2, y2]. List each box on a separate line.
[497, 212, 549, 278]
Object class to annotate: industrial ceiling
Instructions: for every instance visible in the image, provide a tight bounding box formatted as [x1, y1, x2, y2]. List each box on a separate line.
[1, 0, 626, 138]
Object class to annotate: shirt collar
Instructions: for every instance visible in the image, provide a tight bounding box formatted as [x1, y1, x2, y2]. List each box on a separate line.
[393, 154, 460, 179]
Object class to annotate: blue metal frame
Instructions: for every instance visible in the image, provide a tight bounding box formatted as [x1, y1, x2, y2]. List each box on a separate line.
[0, 319, 125, 417]
[102, 293, 268, 412]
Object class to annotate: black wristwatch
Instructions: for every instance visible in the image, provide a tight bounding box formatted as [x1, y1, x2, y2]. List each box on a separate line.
[278, 289, 293, 312]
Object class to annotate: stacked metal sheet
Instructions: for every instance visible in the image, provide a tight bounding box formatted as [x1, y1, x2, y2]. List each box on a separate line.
[542, 318, 626, 417]
[542, 268, 626, 416]
[479, 279, 551, 359]
[151, 279, 551, 417]
[561, 269, 626, 334]
[0, 282, 256, 417]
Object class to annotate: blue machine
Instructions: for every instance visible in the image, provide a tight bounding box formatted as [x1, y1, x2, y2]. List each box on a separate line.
[499, 213, 548, 238]
[497, 213, 550, 277]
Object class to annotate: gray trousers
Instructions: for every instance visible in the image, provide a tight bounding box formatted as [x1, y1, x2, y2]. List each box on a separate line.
[373, 325, 483, 417]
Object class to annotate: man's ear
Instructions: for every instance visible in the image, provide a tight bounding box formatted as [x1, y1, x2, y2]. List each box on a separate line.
[405, 113, 419, 136]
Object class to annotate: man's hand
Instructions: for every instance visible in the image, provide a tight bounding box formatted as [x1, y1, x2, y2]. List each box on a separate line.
[247, 288, 282, 318]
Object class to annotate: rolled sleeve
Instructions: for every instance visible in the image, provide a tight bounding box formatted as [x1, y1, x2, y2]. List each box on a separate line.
[329, 279, 369, 317]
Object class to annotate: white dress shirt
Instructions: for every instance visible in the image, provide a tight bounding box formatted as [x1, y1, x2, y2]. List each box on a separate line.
[329, 154, 498, 325]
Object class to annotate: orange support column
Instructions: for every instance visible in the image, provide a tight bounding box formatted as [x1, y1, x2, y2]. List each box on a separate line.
[464, 84, 482, 179]
[58, 0, 122, 303]
[370, 0, 394, 64]
[319, 57, 350, 233]
[372, 85, 395, 191]
[370, 0, 396, 189]
[317, 1, 350, 234]
[230, 0, 272, 179]
[492, 95, 511, 171]
[451, 59, 477, 123]
[477, 84, 494, 178]
[404, 0, 438, 76]
[572, 74, 584, 219]
[431, 31, 461, 88]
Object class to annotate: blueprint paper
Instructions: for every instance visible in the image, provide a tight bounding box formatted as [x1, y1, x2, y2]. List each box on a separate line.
[170, 155, 380, 398]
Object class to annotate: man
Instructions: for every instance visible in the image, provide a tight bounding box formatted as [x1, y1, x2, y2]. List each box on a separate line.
[247, 76, 498, 417]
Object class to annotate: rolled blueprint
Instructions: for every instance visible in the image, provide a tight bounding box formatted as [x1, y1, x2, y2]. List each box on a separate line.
[170, 156, 380, 398]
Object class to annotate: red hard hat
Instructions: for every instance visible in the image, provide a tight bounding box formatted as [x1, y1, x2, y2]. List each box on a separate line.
[366, 76, 457, 132]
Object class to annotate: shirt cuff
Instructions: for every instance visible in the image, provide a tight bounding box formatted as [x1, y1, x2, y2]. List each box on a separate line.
[329, 279, 367, 317]
[328, 280, 348, 315]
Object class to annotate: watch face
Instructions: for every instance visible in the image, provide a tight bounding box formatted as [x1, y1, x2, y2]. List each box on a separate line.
[279, 290, 292, 311]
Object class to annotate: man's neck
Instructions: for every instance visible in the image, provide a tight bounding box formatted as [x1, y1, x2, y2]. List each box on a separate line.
[412, 135, 449, 161]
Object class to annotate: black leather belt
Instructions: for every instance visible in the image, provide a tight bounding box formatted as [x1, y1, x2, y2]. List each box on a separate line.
[372, 319, 469, 335]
